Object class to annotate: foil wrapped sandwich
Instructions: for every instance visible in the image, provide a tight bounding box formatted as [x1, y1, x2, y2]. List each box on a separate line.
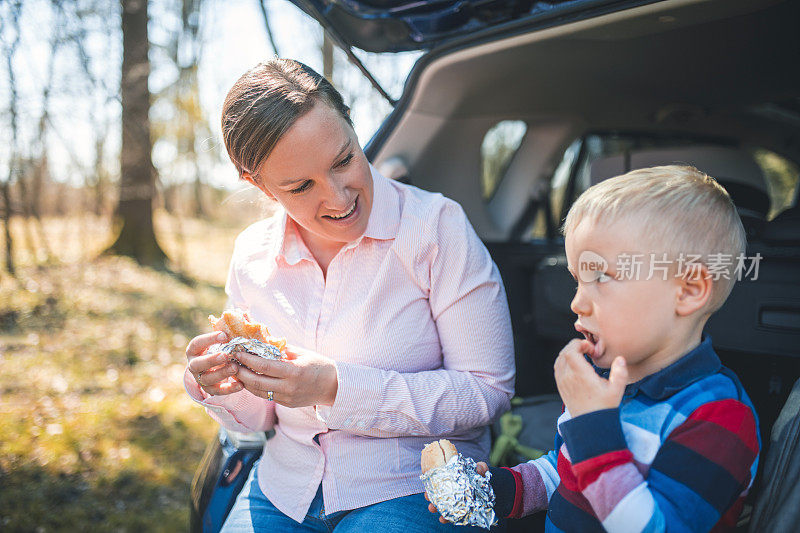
[208, 309, 286, 368]
[420, 439, 497, 529]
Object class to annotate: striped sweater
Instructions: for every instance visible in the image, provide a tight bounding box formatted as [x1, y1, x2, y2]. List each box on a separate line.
[492, 336, 760, 532]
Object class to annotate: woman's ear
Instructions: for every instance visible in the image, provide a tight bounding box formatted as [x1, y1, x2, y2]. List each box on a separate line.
[241, 171, 276, 201]
[240, 170, 258, 187]
[675, 265, 713, 316]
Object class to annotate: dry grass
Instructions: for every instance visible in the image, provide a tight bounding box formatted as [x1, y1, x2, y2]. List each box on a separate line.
[0, 212, 256, 531]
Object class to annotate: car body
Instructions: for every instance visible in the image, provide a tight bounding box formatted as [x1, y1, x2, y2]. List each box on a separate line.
[191, 1, 800, 530]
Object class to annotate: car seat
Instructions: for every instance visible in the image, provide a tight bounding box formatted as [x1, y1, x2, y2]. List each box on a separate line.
[748, 377, 800, 533]
[589, 145, 770, 239]
[533, 145, 775, 346]
[763, 203, 800, 245]
[531, 142, 800, 484]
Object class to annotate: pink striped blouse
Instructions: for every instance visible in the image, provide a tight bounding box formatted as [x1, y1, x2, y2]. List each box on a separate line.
[184, 166, 515, 522]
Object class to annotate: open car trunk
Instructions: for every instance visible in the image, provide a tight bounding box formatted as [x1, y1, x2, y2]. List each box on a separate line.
[367, 1, 800, 527]
[191, 1, 800, 530]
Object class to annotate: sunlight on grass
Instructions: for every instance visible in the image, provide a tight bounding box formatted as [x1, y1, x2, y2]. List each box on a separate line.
[0, 213, 255, 531]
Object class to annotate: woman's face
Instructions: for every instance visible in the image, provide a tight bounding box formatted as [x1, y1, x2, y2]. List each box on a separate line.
[245, 101, 373, 252]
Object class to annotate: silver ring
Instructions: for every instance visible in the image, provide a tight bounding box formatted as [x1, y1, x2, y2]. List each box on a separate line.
[266, 390, 274, 401]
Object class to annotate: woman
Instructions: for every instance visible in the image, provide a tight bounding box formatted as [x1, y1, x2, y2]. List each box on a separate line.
[184, 58, 515, 532]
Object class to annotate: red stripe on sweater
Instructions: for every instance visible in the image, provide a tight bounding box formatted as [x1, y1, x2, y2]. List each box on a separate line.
[571, 449, 635, 490]
[502, 467, 525, 519]
[668, 417, 757, 485]
[687, 400, 759, 453]
[557, 449, 580, 492]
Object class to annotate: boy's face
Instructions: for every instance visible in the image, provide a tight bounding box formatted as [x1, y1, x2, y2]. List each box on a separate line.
[565, 217, 689, 383]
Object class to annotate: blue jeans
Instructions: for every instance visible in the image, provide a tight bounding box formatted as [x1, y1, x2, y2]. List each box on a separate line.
[221, 461, 506, 532]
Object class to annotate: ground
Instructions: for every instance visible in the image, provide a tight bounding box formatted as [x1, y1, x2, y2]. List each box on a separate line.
[0, 212, 246, 532]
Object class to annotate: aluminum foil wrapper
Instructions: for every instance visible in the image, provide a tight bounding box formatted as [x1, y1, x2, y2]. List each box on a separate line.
[212, 337, 284, 368]
[420, 454, 496, 529]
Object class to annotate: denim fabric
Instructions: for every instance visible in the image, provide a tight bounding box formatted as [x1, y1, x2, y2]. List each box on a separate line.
[221, 461, 505, 532]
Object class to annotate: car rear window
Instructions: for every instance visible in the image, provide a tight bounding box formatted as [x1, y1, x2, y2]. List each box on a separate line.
[550, 134, 800, 228]
[480, 120, 527, 201]
[752, 149, 799, 220]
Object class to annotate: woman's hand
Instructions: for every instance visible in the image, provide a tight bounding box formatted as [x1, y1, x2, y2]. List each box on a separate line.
[426, 461, 490, 523]
[185, 332, 243, 396]
[233, 344, 338, 407]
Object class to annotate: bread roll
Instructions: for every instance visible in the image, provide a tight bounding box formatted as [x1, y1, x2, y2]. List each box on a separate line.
[421, 439, 458, 473]
[208, 309, 286, 350]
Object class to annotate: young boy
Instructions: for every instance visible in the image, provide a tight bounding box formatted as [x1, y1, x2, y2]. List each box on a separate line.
[428, 165, 760, 531]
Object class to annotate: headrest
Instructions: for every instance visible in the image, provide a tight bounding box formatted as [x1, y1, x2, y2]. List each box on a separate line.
[589, 145, 770, 218]
[763, 205, 800, 245]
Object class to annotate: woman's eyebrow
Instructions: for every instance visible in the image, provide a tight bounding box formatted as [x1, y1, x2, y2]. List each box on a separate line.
[279, 176, 308, 186]
[277, 139, 353, 187]
[332, 139, 352, 163]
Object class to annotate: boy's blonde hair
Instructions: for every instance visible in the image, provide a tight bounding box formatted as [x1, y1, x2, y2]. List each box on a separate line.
[562, 165, 747, 313]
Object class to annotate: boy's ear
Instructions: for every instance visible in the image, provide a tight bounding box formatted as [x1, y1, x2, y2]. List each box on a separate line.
[675, 265, 713, 316]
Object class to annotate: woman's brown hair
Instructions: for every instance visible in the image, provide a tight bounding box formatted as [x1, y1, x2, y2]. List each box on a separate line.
[221, 58, 352, 179]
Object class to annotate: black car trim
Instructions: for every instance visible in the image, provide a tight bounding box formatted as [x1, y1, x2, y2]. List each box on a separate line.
[365, 0, 663, 160]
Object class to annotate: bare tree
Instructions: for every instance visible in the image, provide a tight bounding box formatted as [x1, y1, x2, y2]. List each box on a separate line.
[106, 0, 167, 266]
[70, 2, 118, 217]
[151, 0, 213, 218]
[1, 1, 23, 276]
[182, 0, 206, 217]
[92, 121, 112, 216]
[257, 0, 280, 57]
[323, 32, 334, 82]
[177, 0, 208, 217]
[23, 0, 68, 263]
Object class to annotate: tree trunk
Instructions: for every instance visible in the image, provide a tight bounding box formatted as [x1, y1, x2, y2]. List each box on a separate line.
[182, 0, 205, 217]
[15, 172, 41, 263]
[107, 0, 167, 266]
[3, 1, 21, 276]
[258, 0, 280, 56]
[28, 40, 56, 263]
[31, 155, 53, 262]
[93, 135, 107, 216]
[323, 32, 334, 82]
[1, 182, 15, 276]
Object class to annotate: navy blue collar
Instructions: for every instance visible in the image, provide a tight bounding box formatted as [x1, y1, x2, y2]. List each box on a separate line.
[620, 335, 721, 400]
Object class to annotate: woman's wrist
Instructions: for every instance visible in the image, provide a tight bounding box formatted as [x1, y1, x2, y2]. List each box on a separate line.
[321, 360, 339, 406]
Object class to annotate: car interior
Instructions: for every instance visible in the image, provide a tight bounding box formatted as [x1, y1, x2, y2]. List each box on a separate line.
[365, 0, 800, 528]
[192, 1, 800, 530]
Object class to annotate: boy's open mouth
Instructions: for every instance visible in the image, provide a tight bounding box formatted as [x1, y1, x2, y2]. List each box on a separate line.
[575, 323, 597, 344]
[575, 323, 605, 359]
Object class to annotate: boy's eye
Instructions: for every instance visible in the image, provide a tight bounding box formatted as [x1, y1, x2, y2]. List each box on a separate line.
[290, 180, 312, 194]
[335, 152, 354, 168]
[597, 272, 612, 283]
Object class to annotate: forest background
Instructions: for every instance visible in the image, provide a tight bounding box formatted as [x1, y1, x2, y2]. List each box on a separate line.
[0, 0, 419, 530]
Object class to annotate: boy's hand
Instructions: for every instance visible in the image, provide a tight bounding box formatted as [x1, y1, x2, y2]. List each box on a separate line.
[554, 339, 628, 418]
[425, 461, 489, 523]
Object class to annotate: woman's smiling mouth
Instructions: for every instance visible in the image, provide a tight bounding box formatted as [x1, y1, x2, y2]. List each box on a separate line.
[324, 197, 357, 221]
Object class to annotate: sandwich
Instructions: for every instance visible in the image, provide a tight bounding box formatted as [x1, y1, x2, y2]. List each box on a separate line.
[208, 309, 286, 351]
[421, 439, 459, 473]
